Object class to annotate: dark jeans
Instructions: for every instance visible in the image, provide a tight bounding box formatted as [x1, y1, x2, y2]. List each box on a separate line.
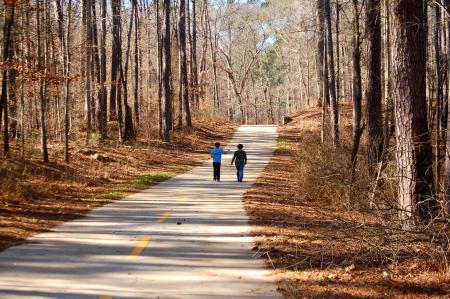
[236, 164, 245, 182]
[213, 162, 221, 181]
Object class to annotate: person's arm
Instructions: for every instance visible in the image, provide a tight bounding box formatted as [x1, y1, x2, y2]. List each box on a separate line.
[231, 152, 236, 165]
[244, 152, 247, 165]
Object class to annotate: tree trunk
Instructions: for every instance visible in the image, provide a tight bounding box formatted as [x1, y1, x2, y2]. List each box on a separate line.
[191, 0, 199, 108]
[99, 0, 107, 139]
[384, 0, 394, 138]
[434, 3, 443, 195]
[111, 0, 123, 141]
[0, 1, 15, 157]
[90, 0, 106, 140]
[443, 0, 450, 215]
[133, 1, 140, 127]
[36, 0, 49, 162]
[324, 0, 339, 145]
[156, 0, 163, 136]
[366, 0, 384, 174]
[56, 0, 72, 162]
[316, 0, 326, 107]
[122, 0, 136, 142]
[335, 0, 340, 101]
[83, 0, 93, 144]
[161, 0, 172, 142]
[392, 0, 437, 227]
[351, 0, 363, 169]
[110, 0, 121, 122]
[179, 0, 192, 127]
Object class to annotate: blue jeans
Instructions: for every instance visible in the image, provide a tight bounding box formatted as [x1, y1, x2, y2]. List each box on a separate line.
[236, 164, 245, 182]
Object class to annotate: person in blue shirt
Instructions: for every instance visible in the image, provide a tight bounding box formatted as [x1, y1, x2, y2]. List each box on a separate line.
[211, 142, 225, 182]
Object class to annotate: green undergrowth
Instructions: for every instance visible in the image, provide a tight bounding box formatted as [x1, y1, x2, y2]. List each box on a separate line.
[276, 136, 292, 153]
[130, 172, 172, 187]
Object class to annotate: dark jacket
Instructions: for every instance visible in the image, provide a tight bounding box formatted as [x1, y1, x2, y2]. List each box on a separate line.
[232, 150, 247, 166]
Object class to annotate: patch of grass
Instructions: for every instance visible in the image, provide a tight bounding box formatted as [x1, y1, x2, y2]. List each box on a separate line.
[277, 136, 291, 152]
[129, 172, 172, 187]
[90, 132, 101, 142]
[96, 172, 173, 200]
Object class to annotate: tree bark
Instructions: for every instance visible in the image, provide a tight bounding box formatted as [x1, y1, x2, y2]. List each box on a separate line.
[99, 0, 107, 139]
[161, 0, 172, 142]
[316, 0, 327, 107]
[83, 0, 93, 144]
[365, 0, 384, 174]
[434, 3, 443, 194]
[122, 0, 136, 142]
[443, 0, 450, 215]
[179, 0, 192, 127]
[324, 0, 339, 145]
[156, 0, 163, 136]
[110, 0, 121, 122]
[191, 0, 199, 108]
[392, 0, 437, 227]
[0, 1, 15, 157]
[351, 0, 363, 169]
[133, 1, 140, 127]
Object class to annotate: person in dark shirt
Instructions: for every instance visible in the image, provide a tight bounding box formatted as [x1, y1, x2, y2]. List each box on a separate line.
[231, 144, 247, 182]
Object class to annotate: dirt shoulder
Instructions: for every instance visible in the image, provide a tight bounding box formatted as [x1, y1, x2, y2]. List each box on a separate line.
[244, 106, 450, 298]
[0, 120, 238, 251]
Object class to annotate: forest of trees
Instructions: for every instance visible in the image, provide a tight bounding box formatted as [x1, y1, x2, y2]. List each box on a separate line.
[1, 0, 450, 230]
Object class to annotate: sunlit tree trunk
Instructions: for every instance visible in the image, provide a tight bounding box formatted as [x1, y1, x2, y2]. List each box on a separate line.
[392, 0, 436, 227]
[324, 0, 339, 145]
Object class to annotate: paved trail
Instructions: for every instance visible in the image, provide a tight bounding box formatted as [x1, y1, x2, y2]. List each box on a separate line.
[0, 126, 280, 299]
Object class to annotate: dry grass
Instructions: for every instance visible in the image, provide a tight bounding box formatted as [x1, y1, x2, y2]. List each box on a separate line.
[0, 119, 238, 250]
[244, 105, 450, 298]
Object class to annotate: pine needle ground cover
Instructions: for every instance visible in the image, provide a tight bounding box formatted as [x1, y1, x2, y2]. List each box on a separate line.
[244, 105, 450, 298]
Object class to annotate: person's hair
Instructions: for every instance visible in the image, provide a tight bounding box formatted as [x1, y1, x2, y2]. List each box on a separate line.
[215, 142, 220, 148]
[237, 144, 244, 149]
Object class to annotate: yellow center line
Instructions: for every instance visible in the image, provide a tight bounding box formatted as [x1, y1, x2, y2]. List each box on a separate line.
[98, 296, 113, 299]
[128, 236, 151, 259]
[158, 211, 171, 223]
[176, 195, 188, 202]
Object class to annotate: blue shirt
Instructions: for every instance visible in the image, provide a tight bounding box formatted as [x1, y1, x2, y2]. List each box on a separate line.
[211, 148, 225, 163]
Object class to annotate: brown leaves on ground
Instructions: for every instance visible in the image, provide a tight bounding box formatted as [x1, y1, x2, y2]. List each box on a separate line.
[0, 120, 237, 251]
[243, 105, 450, 298]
